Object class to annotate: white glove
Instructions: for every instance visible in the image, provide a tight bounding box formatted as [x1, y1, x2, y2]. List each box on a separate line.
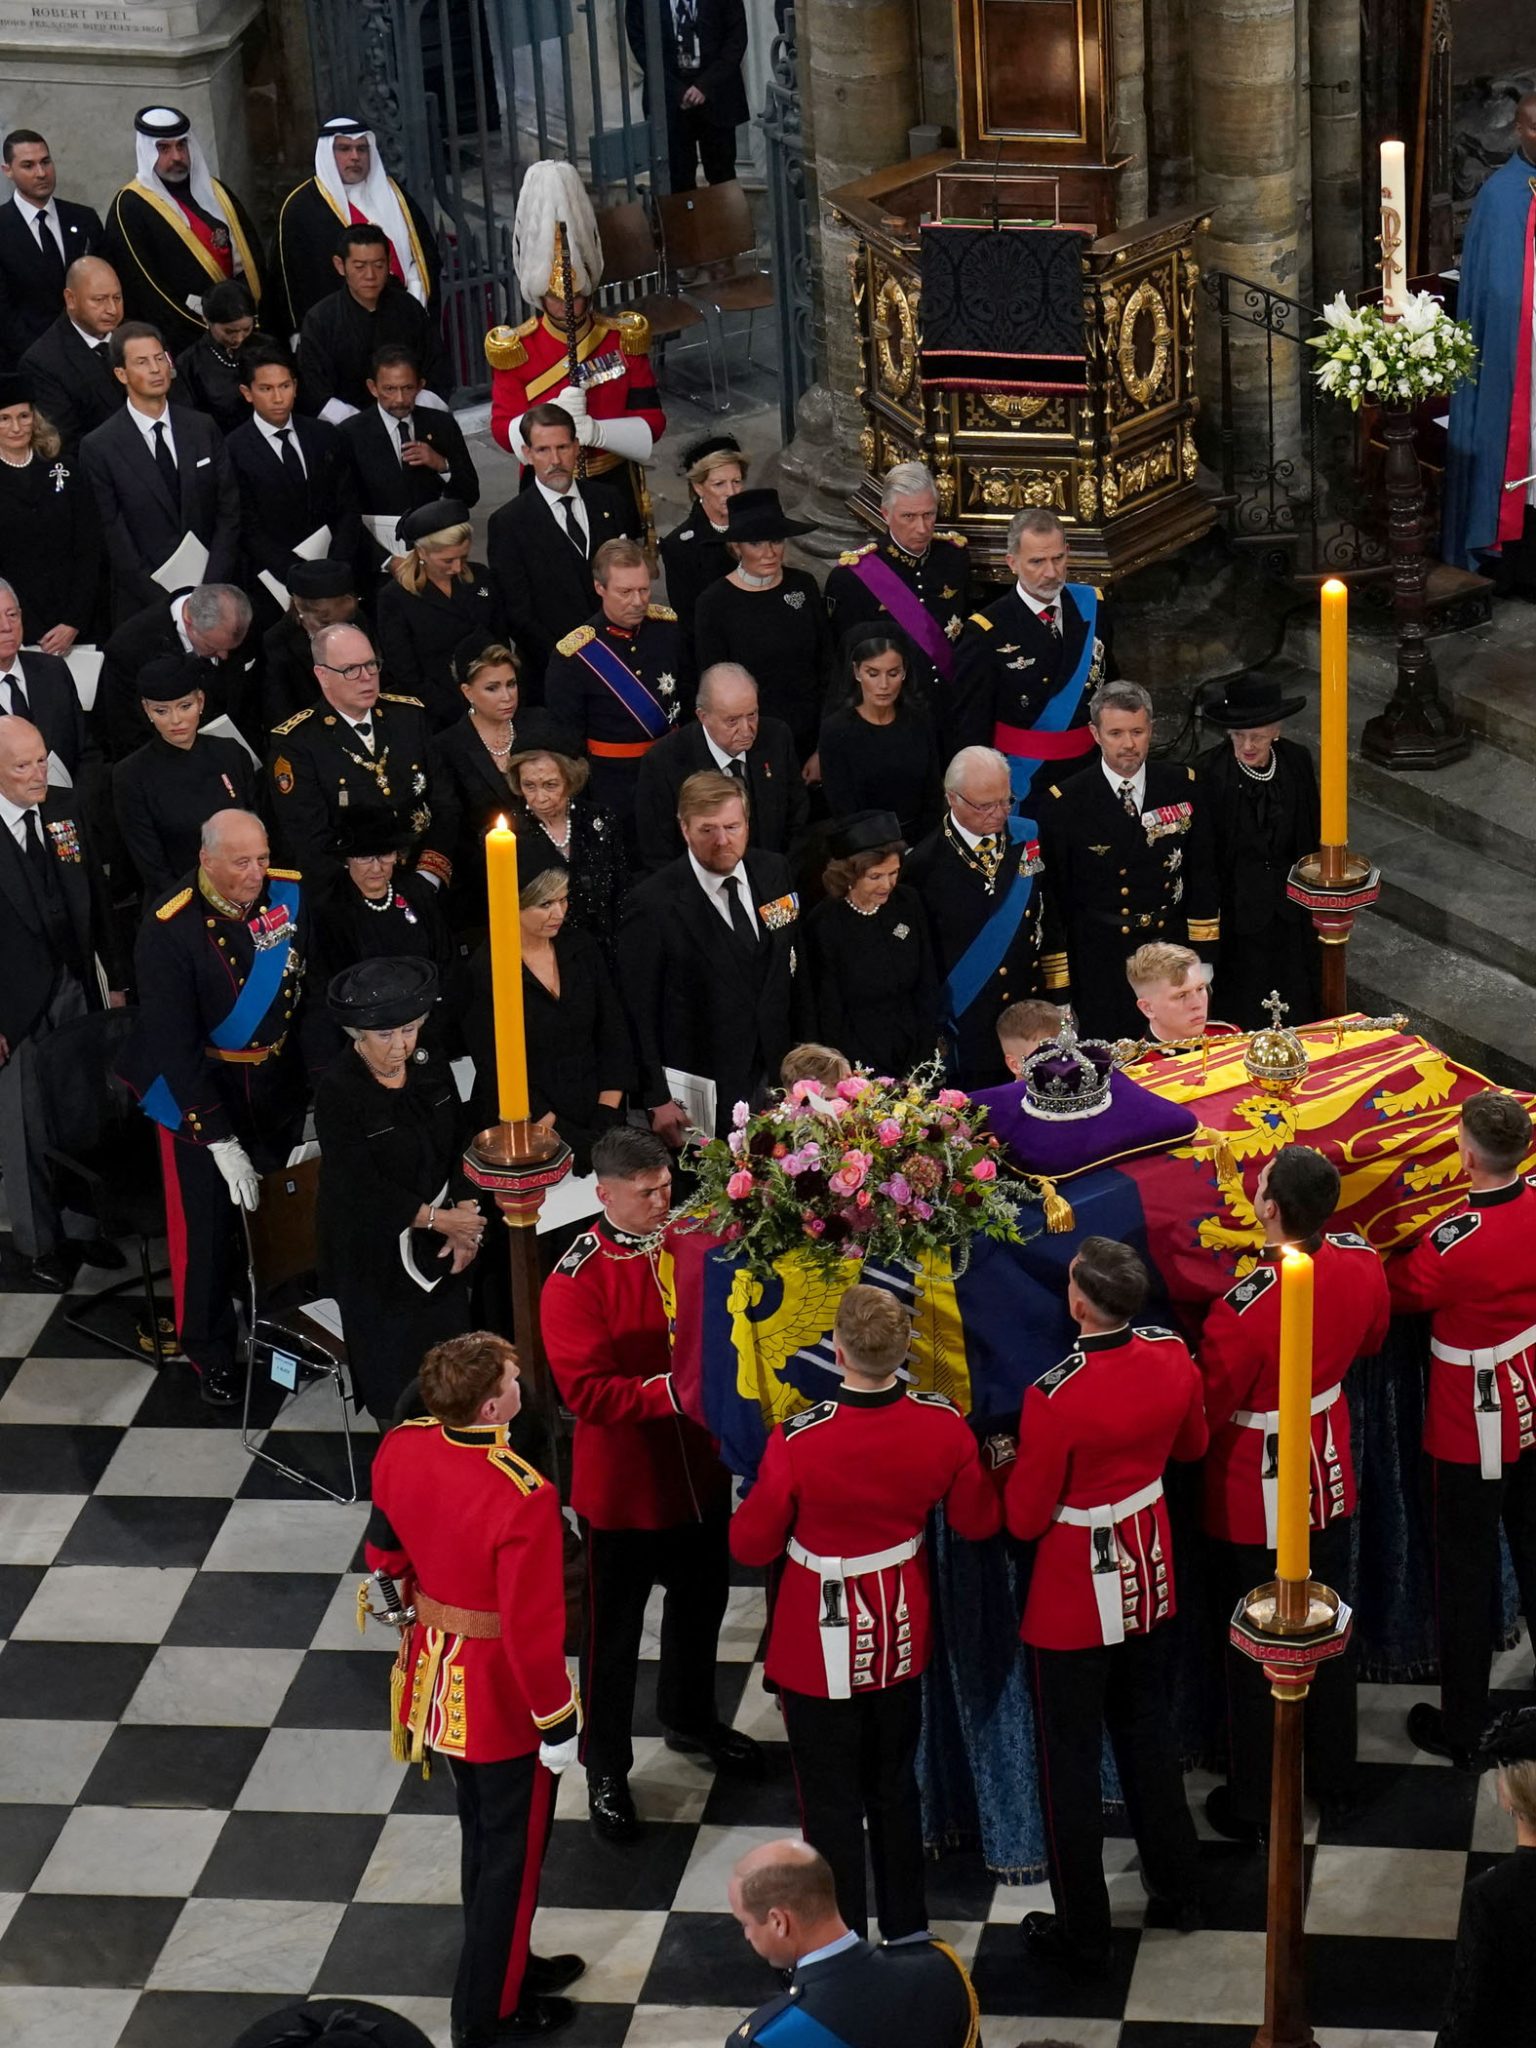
[553, 383, 596, 445]
[587, 414, 653, 464]
[538, 1734, 580, 1776]
[208, 1137, 261, 1211]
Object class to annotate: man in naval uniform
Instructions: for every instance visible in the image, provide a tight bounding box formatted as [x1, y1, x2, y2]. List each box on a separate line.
[102, 106, 264, 354]
[823, 460, 973, 726]
[951, 506, 1112, 805]
[271, 115, 439, 338]
[486, 161, 664, 539]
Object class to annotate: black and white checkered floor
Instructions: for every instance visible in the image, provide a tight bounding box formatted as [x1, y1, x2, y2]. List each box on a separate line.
[0, 1274, 1528, 2048]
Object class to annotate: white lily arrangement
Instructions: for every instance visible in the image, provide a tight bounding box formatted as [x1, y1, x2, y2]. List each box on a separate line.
[1308, 290, 1478, 410]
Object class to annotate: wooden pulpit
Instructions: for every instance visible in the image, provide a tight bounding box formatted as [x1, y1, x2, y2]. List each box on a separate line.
[827, 0, 1214, 584]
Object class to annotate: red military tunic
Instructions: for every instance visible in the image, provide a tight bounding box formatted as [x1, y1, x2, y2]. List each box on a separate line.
[365, 1419, 578, 1762]
[489, 311, 665, 474]
[1199, 1232, 1390, 1545]
[538, 1219, 730, 1530]
[1387, 1178, 1536, 1472]
[1128, 1021, 1243, 1064]
[1006, 1325, 1208, 1651]
[729, 1384, 1001, 1698]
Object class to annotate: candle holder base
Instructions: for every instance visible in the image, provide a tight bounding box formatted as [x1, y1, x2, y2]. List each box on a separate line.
[1230, 1580, 1353, 1695]
[1287, 851, 1382, 1018]
[464, 1120, 573, 1227]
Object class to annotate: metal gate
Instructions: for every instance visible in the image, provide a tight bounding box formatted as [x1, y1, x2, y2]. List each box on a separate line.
[760, 7, 813, 442]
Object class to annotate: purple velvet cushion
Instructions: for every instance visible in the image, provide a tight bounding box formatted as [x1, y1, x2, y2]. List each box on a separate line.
[973, 1070, 1200, 1179]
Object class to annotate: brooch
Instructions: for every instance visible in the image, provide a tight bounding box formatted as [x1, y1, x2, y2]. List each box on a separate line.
[893, 922, 910, 940]
[782, 589, 805, 611]
[656, 671, 677, 699]
[758, 891, 799, 930]
[47, 818, 81, 863]
[47, 462, 68, 495]
[397, 895, 418, 925]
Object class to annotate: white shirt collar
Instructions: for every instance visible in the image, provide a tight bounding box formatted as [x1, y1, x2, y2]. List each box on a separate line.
[948, 812, 993, 853]
[0, 789, 37, 843]
[536, 476, 580, 512]
[380, 402, 412, 439]
[70, 318, 106, 352]
[256, 414, 296, 449]
[687, 849, 752, 921]
[701, 727, 742, 773]
[1016, 583, 1064, 619]
[1102, 757, 1146, 811]
[172, 598, 194, 655]
[797, 1931, 862, 1970]
[126, 397, 171, 441]
[23, 196, 58, 229]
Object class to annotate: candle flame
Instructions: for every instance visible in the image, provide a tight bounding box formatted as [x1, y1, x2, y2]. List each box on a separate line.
[493, 814, 509, 832]
[1321, 577, 1347, 598]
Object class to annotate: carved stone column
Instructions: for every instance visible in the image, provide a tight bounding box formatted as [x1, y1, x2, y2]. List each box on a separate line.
[1114, 0, 1150, 224]
[1309, 0, 1363, 301]
[1145, 0, 1194, 210]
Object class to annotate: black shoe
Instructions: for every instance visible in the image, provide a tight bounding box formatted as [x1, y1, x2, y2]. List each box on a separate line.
[29, 1250, 75, 1291]
[663, 1722, 767, 1777]
[1204, 1783, 1264, 1846]
[499, 1995, 578, 2036]
[199, 1361, 242, 1409]
[1020, 1909, 1108, 1975]
[74, 1237, 127, 1271]
[587, 1773, 641, 1843]
[524, 1953, 586, 1993]
[1144, 1893, 1203, 1933]
[1407, 1701, 1473, 1770]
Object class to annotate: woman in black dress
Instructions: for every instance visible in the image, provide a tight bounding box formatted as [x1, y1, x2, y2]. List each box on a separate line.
[0, 372, 103, 652]
[376, 498, 517, 730]
[818, 623, 943, 842]
[313, 812, 456, 1061]
[508, 743, 628, 953]
[464, 862, 632, 1170]
[429, 634, 578, 942]
[315, 957, 483, 1422]
[172, 279, 258, 435]
[1196, 672, 1322, 1028]
[804, 810, 940, 1077]
[693, 488, 834, 764]
[113, 655, 262, 902]
[659, 433, 747, 654]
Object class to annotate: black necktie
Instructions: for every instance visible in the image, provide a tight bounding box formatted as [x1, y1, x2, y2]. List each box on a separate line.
[352, 718, 375, 753]
[1039, 603, 1060, 639]
[23, 808, 53, 888]
[721, 873, 756, 946]
[34, 210, 63, 274]
[675, 0, 700, 68]
[151, 420, 178, 498]
[397, 418, 413, 451]
[725, 757, 745, 782]
[275, 426, 305, 485]
[93, 341, 109, 363]
[0, 671, 31, 719]
[558, 495, 587, 557]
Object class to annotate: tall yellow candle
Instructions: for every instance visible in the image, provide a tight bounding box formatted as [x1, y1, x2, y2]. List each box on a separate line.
[1276, 1245, 1315, 1585]
[485, 815, 530, 1123]
[1319, 578, 1348, 849]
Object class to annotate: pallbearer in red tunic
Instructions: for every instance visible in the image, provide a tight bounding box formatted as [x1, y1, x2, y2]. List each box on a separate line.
[1004, 1236, 1207, 1971]
[1121, 940, 1241, 1057]
[102, 106, 264, 355]
[271, 115, 440, 337]
[486, 160, 664, 539]
[364, 1331, 584, 2045]
[1198, 1146, 1390, 1840]
[1387, 1089, 1536, 1766]
[731, 1283, 1000, 1940]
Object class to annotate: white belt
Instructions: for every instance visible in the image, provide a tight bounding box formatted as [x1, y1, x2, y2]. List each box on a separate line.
[1430, 1323, 1536, 1481]
[787, 1533, 923, 1699]
[1052, 1478, 1164, 1646]
[1231, 1383, 1343, 1547]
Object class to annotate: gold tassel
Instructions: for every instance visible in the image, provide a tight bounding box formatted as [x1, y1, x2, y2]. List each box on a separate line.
[1038, 1177, 1075, 1233]
[356, 1579, 370, 1635]
[389, 1642, 410, 1765]
[1214, 1138, 1237, 1182]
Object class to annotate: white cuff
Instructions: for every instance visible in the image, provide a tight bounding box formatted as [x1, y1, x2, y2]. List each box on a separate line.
[319, 398, 359, 425]
[589, 415, 653, 464]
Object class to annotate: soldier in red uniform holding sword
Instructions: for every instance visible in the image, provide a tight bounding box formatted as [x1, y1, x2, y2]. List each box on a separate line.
[730, 1283, 1001, 1939]
[1386, 1088, 1536, 1767]
[1004, 1236, 1208, 1972]
[1198, 1146, 1390, 1841]
[363, 1331, 584, 2045]
[539, 1126, 762, 1845]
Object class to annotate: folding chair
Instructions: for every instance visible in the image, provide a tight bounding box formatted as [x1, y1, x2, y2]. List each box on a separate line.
[656, 181, 774, 410]
[594, 198, 716, 407]
[240, 1155, 359, 1505]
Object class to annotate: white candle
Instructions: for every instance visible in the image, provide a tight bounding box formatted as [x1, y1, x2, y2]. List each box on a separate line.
[1380, 139, 1407, 317]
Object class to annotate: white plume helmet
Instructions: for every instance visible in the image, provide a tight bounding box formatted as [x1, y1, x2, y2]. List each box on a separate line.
[512, 160, 603, 306]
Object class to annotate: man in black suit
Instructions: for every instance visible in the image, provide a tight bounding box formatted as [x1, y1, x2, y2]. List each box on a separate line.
[225, 340, 361, 620]
[299, 223, 452, 424]
[0, 717, 125, 1287]
[1036, 680, 1221, 1040]
[634, 661, 804, 871]
[0, 579, 96, 790]
[98, 583, 254, 762]
[0, 130, 104, 367]
[952, 507, 1112, 799]
[80, 320, 241, 620]
[625, 0, 749, 189]
[486, 401, 625, 672]
[19, 255, 122, 451]
[340, 344, 478, 571]
[617, 768, 811, 1144]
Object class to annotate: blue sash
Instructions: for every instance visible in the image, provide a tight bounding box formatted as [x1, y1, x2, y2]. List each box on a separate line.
[576, 635, 670, 739]
[1003, 582, 1098, 804]
[943, 815, 1040, 1027]
[141, 876, 301, 1132]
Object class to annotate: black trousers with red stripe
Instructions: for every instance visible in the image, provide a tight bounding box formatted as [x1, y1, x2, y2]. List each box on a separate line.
[781, 1681, 926, 1941]
[1029, 1626, 1200, 1955]
[159, 1112, 303, 1380]
[449, 1750, 556, 2041]
[1426, 1450, 1536, 1751]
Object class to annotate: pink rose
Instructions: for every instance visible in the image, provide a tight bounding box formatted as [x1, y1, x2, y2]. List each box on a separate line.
[803, 1215, 826, 1238]
[877, 1118, 903, 1147]
[732, 1099, 751, 1129]
[937, 1088, 969, 1109]
[726, 1169, 755, 1200]
[789, 1078, 824, 1105]
[913, 1198, 933, 1220]
[836, 1075, 872, 1101]
[828, 1165, 863, 1196]
[723, 1223, 744, 1241]
[881, 1173, 913, 1205]
[971, 1157, 998, 1182]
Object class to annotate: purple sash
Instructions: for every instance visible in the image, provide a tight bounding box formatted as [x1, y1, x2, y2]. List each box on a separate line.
[851, 553, 957, 683]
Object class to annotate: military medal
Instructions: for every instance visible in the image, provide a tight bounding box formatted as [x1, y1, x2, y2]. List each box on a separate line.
[46, 819, 82, 863]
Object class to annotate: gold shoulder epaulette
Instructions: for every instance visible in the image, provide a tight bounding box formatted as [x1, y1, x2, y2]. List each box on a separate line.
[267, 866, 302, 881]
[938, 530, 968, 547]
[483, 324, 528, 371]
[380, 691, 425, 708]
[270, 707, 313, 736]
[1046, 784, 1062, 799]
[156, 886, 193, 921]
[1184, 765, 1197, 781]
[1093, 584, 1104, 598]
[837, 541, 876, 566]
[557, 624, 596, 655]
[487, 1444, 543, 1494]
[646, 602, 677, 622]
[969, 612, 993, 632]
[613, 307, 651, 356]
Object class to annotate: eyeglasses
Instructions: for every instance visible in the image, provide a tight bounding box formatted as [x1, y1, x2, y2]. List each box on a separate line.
[351, 853, 395, 867]
[954, 792, 1012, 816]
[321, 658, 382, 681]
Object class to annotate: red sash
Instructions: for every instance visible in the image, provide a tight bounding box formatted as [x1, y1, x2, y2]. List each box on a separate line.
[349, 201, 405, 287]
[992, 720, 1096, 761]
[173, 196, 233, 276]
